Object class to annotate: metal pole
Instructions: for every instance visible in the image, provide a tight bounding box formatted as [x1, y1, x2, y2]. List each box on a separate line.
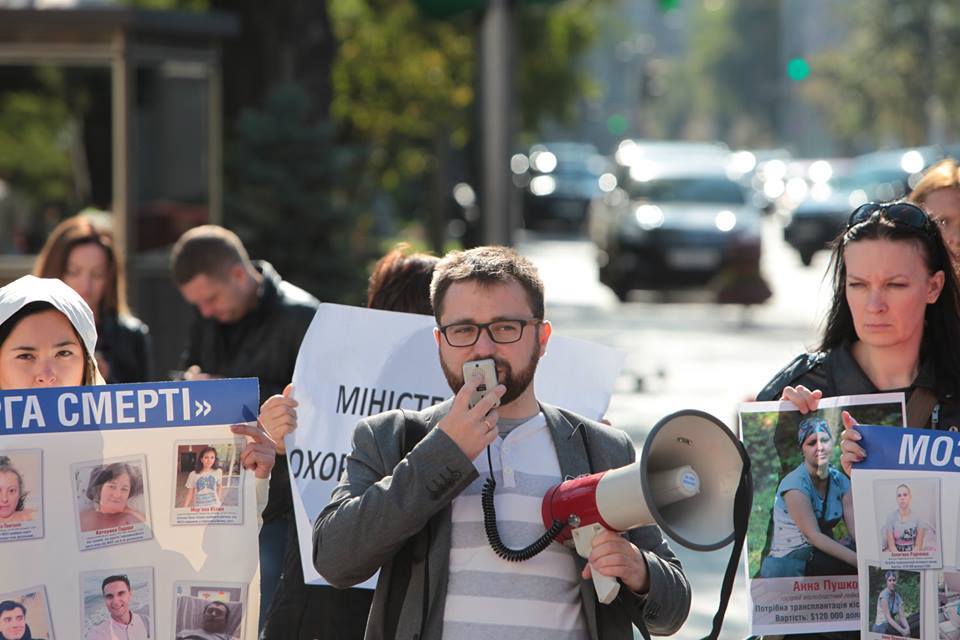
[480, 0, 513, 246]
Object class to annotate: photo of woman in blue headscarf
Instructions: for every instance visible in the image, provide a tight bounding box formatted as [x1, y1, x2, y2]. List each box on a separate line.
[760, 415, 857, 577]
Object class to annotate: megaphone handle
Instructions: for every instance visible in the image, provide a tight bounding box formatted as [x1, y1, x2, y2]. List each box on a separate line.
[572, 523, 620, 605]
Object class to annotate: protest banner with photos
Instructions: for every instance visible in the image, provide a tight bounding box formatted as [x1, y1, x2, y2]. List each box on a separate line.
[287, 303, 626, 587]
[739, 392, 906, 636]
[0, 379, 261, 640]
[852, 425, 960, 639]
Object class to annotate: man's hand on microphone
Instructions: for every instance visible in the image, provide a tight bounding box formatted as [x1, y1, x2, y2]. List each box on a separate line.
[437, 376, 506, 461]
[582, 528, 650, 595]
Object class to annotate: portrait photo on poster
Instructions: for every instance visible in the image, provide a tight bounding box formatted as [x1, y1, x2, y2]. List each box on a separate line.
[741, 398, 906, 579]
[0, 449, 43, 543]
[874, 477, 942, 570]
[938, 571, 960, 640]
[739, 393, 904, 635]
[0, 584, 55, 640]
[72, 455, 152, 551]
[173, 589, 244, 640]
[173, 581, 246, 640]
[79, 567, 154, 640]
[171, 440, 244, 526]
[866, 564, 920, 640]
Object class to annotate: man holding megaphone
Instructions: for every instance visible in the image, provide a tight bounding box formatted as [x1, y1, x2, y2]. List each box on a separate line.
[314, 246, 691, 640]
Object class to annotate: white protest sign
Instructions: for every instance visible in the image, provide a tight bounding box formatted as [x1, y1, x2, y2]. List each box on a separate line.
[288, 303, 625, 587]
[0, 379, 261, 640]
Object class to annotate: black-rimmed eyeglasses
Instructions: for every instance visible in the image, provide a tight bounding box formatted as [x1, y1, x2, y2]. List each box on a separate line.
[439, 318, 541, 347]
[847, 201, 933, 234]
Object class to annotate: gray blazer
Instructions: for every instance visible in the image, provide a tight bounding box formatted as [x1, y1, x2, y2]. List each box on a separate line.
[313, 400, 691, 639]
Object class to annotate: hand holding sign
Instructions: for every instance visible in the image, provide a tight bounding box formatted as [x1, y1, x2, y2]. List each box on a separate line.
[839, 410, 862, 475]
[232, 423, 277, 479]
[779, 384, 823, 413]
[260, 383, 298, 454]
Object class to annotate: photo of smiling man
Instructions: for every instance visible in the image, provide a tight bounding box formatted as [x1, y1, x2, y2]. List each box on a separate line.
[81, 569, 153, 640]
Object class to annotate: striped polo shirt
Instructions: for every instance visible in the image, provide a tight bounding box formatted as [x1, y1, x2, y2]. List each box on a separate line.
[442, 412, 588, 640]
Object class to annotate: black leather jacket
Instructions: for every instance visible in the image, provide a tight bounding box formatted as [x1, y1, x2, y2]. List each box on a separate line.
[181, 261, 319, 521]
[97, 313, 152, 383]
[758, 343, 960, 431]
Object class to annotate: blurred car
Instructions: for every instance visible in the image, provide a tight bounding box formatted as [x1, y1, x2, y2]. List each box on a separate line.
[518, 142, 608, 232]
[588, 158, 762, 300]
[784, 146, 941, 266]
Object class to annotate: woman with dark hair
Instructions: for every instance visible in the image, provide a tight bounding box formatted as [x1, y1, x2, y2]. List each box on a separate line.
[0, 457, 33, 523]
[33, 213, 151, 383]
[757, 200, 960, 637]
[182, 447, 224, 509]
[366, 243, 440, 315]
[759, 200, 960, 433]
[79, 461, 146, 531]
[759, 416, 854, 577]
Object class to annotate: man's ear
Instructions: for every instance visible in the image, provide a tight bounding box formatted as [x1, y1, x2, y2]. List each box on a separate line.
[433, 326, 442, 347]
[537, 320, 552, 357]
[229, 262, 247, 284]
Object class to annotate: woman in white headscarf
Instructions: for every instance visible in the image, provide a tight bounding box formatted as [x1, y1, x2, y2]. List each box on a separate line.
[0, 275, 102, 389]
[0, 275, 276, 484]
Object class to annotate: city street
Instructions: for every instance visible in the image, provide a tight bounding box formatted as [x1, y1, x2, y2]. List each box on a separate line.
[518, 213, 836, 639]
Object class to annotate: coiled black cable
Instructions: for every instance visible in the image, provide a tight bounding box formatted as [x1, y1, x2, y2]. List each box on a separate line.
[481, 445, 565, 562]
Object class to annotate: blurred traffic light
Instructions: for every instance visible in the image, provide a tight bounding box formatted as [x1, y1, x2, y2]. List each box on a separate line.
[659, 0, 680, 11]
[786, 57, 811, 81]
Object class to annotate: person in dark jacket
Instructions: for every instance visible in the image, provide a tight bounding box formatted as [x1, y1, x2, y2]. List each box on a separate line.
[171, 224, 319, 626]
[756, 200, 960, 640]
[259, 243, 439, 639]
[33, 212, 152, 383]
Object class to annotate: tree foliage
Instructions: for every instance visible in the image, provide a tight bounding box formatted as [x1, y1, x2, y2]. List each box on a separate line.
[803, 0, 960, 150]
[645, 0, 781, 146]
[329, 0, 605, 192]
[224, 86, 370, 304]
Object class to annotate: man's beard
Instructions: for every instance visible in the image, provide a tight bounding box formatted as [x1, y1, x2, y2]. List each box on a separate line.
[441, 344, 540, 407]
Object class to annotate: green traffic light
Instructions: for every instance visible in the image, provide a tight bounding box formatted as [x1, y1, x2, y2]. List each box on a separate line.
[606, 114, 628, 136]
[786, 57, 811, 81]
[659, 0, 680, 10]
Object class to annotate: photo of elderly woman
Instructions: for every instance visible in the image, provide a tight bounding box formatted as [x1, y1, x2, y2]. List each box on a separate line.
[759, 416, 856, 577]
[172, 442, 243, 526]
[0, 451, 42, 543]
[875, 477, 941, 570]
[72, 456, 151, 551]
[868, 566, 920, 639]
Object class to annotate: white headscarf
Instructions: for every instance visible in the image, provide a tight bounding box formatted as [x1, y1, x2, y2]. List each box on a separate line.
[0, 275, 99, 373]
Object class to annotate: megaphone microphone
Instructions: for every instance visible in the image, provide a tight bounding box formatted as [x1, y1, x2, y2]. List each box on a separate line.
[541, 462, 702, 603]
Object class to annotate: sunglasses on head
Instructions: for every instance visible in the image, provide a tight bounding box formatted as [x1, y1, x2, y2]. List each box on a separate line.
[846, 201, 932, 234]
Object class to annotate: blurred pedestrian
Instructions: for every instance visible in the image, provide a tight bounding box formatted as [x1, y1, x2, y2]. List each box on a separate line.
[260, 243, 438, 639]
[33, 213, 152, 383]
[171, 225, 318, 627]
[909, 157, 960, 272]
